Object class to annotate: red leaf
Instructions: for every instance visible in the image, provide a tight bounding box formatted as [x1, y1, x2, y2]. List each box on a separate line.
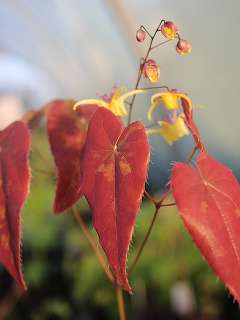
[171, 151, 240, 302]
[0, 121, 31, 289]
[82, 108, 150, 292]
[180, 96, 204, 150]
[47, 100, 97, 213]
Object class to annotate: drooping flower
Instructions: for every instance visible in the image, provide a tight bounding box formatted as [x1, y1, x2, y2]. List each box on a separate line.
[142, 59, 160, 83]
[74, 86, 145, 116]
[161, 21, 178, 39]
[136, 29, 146, 42]
[176, 39, 192, 56]
[147, 91, 191, 144]
[147, 114, 189, 145]
[148, 91, 192, 119]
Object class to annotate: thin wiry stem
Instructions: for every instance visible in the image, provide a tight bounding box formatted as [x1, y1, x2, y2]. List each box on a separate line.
[150, 38, 174, 51]
[127, 20, 165, 125]
[138, 85, 170, 91]
[161, 202, 176, 207]
[129, 206, 159, 274]
[139, 25, 153, 39]
[144, 190, 157, 206]
[72, 208, 114, 283]
[129, 144, 197, 273]
[127, 45, 152, 125]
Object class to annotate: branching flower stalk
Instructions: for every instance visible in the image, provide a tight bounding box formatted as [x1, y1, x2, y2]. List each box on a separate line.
[127, 20, 166, 125]
[26, 20, 193, 320]
[125, 22, 194, 278]
[5, 17, 232, 320]
[129, 144, 199, 275]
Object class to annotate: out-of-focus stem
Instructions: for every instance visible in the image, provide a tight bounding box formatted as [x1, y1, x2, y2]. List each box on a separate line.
[116, 286, 126, 320]
[0, 283, 23, 319]
[72, 208, 114, 283]
[129, 206, 159, 274]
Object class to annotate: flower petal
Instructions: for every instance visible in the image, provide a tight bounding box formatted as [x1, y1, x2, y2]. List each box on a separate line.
[159, 116, 189, 144]
[148, 116, 189, 145]
[147, 99, 160, 121]
[148, 91, 179, 121]
[151, 92, 179, 110]
[73, 99, 109, 110]
[116, 89, 146, 116]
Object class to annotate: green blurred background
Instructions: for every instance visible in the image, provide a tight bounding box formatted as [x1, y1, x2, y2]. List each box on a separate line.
[1, 0, 240, 318]
[0, 128, 238, 319]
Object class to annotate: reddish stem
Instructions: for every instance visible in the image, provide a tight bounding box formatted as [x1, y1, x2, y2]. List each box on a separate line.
[72, 208, 114, 283]
[116, 286, 126, 320]
[129, 144, 197, 273]
[127, 21, 165, 125]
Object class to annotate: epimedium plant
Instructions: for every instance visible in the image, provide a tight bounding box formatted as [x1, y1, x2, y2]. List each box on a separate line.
[0, 19, 239, 319]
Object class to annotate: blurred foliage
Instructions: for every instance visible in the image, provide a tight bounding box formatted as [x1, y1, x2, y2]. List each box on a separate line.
[0, 128, 238, 319]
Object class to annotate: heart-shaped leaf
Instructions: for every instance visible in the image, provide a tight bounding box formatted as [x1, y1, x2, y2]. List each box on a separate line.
[0, 121, 31, 289]
[82, 108, 150, 292]
[47, 100, 97, 213]
[171, 151, 240, 302]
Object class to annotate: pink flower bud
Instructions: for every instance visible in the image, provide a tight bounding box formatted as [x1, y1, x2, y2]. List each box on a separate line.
[161, 21, 178, 39]
[136, 29, 146, 42]
[142, 59, 160, 83]
[176, 39, 192, 56]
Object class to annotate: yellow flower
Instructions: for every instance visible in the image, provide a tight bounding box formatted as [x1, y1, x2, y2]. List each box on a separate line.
[73, 87, 145, 116]
[147, 115, 189, 145]
[148, 91, 192, 120]
[147, 91, 192, 145]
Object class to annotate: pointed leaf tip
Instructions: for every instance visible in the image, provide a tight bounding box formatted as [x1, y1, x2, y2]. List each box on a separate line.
[171, 151, 240, 302]
[47, 100, 97, 213]
[82, 108, 150, 291]
[180, 96, 204, 150]
[0, 121, 31, 289]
